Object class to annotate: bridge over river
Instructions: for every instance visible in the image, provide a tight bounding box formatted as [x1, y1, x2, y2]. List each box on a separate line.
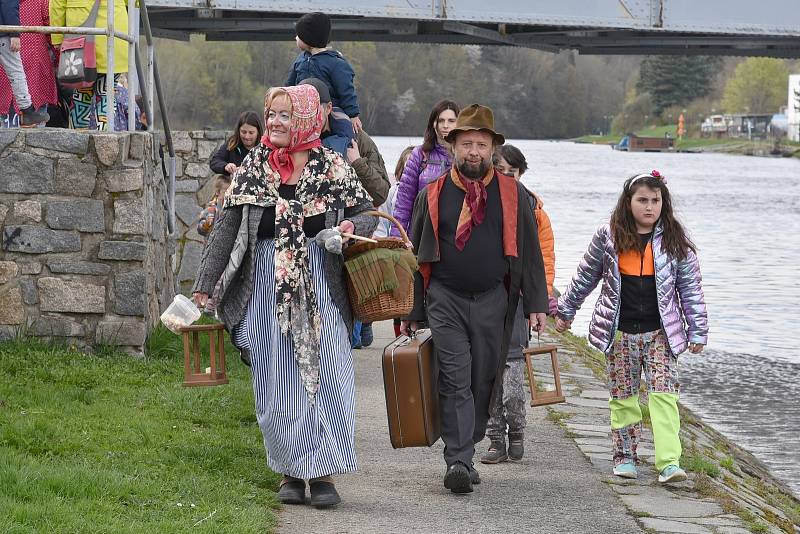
[146, 0, 800, 57]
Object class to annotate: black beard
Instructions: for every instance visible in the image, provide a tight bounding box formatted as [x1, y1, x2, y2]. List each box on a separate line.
[456, 159, 489, 180]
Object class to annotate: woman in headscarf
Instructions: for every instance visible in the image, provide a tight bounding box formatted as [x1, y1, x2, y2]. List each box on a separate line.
[192, 84, 376, 509]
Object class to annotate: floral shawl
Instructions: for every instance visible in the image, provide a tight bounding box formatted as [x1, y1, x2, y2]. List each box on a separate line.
[225, 129, 371, 405]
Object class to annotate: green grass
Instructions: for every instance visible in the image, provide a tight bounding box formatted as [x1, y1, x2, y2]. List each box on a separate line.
[720, 456, 735, 470]
[683, 452, 720, 478]
[0, 321, 279, 533]
[637, 124, 677, 138]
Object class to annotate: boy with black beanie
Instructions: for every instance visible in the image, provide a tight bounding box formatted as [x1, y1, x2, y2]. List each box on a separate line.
[286, 11, 363, 133]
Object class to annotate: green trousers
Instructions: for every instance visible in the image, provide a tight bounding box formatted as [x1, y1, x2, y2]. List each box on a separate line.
[607, 330, 681, 471]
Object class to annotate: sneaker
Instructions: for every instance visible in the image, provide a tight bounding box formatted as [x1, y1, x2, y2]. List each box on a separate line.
[480, 440, 508, 464]
[443, 462, 473, 494]
[508, 432, 524, 461]
[360, 323, 374, 347]
[613, 461, 638, 479]
[20, 106, 49, 127]
[658, 465, 687, 484]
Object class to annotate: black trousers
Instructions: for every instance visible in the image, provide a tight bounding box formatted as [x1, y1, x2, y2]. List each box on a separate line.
[426, 279, 508, 467]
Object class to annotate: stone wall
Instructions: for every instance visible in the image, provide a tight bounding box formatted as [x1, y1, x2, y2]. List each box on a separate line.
[0, 128, 173, 354]
[167, 130, 229, 293]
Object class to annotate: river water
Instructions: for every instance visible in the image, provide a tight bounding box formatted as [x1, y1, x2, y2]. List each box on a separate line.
[373, 137, 800, 494]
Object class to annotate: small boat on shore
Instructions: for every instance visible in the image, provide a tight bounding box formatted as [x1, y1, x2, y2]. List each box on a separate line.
[612, 134, 675, 152]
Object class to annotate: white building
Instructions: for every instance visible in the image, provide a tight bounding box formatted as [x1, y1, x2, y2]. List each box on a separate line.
[789, 75, 800, 142]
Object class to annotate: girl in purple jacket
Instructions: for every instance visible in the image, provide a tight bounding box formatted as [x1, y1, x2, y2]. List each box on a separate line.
[390, 100, 459, 237]
[556, 171, 708, 484]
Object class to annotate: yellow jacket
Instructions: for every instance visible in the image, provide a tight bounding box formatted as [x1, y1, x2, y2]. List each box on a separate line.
[50, 0, 129, 74]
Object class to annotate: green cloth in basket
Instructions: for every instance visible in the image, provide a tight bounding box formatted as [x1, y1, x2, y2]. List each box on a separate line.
[344, 247, 418, 304]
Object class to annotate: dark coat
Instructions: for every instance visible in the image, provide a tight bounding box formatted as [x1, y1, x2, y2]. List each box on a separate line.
[0, 0, 21, 36]
[350, 128, 390, 206]
[286, 49, 360, 118]
[407, 170, 549, 398]
[209, 142, 250, 178]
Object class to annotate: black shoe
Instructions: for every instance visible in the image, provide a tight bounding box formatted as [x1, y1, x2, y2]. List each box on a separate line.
[469, 466, 481, 485]
[443, 462, 473, 494]
[508, 432, 524, 462]
[277, 479, 305, 505]
[20, 106, 49, 127]
[240, 348, 251, 367]
[309, 480, 341, 508]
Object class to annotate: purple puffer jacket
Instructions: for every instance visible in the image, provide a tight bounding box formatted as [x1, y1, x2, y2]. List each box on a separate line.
[390, 143, 452, 238]
[558, 222, 708, 356]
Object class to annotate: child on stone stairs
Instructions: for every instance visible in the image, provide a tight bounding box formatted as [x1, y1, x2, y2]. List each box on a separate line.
[555, 170, 708, 483]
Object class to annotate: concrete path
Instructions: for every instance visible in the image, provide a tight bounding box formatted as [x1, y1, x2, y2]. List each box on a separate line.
[278, 321, 795, 533]
[279, 321, 642, 534]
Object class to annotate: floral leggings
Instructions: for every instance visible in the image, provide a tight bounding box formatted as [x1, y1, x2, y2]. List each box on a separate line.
[608, 329, 682, 471]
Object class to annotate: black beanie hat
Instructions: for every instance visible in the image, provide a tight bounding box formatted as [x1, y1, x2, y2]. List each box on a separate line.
[295, 12, 331, 49]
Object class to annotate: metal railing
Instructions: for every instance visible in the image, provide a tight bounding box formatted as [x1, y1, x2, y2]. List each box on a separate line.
[0, 0, 176, 233]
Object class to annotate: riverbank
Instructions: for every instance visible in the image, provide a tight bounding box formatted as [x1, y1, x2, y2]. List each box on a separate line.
[573, 131, 800, 158]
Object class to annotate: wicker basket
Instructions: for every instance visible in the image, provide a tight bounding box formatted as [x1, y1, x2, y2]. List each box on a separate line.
[344, 211, 415, 323]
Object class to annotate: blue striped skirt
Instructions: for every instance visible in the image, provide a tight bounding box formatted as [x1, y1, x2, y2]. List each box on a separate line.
[234, 240, 357, 479]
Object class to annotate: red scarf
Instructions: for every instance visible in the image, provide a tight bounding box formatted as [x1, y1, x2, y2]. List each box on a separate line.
[262, 138, 322, 184]
[450, 167, 495, 250]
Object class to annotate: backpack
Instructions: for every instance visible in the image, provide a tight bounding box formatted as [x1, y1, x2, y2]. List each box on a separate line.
[57, 0, 100, 89]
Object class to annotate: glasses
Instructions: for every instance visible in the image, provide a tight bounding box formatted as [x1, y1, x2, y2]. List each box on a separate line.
[266, 110, 292, 124]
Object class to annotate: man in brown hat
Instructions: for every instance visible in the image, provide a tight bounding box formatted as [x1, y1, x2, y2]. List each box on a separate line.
[400, 104, 549, 494]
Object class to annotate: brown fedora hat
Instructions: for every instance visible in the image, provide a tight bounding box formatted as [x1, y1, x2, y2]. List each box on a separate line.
[445, 104, 505, 145]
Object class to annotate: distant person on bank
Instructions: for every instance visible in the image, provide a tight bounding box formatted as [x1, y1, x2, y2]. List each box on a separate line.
[480, 144, 557, 465]
[209, 111, 263, 179]
[391, 99, 459, 238]
[401, 104, 549, 494]
[192, 85, 377, 508]
[286, 12, 363, 133]
[556, 170, 708, 484]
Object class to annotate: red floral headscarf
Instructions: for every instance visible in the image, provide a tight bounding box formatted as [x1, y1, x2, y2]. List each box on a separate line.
[261, 85, 325, 184]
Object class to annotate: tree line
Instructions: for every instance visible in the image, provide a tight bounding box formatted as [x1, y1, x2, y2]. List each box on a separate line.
[156, 38, 636, 137]
[155, 37, 798, 138]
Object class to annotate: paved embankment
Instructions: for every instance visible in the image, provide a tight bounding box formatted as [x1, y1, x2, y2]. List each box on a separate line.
[279, 321, 799, 534]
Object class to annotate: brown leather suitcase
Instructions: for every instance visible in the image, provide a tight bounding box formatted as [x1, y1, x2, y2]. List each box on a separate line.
[382, 330, 441, 448]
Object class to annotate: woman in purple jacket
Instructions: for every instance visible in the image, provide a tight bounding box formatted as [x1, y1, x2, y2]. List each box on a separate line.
[556, 170, 708, 485]
[390, 100, 459, 237]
